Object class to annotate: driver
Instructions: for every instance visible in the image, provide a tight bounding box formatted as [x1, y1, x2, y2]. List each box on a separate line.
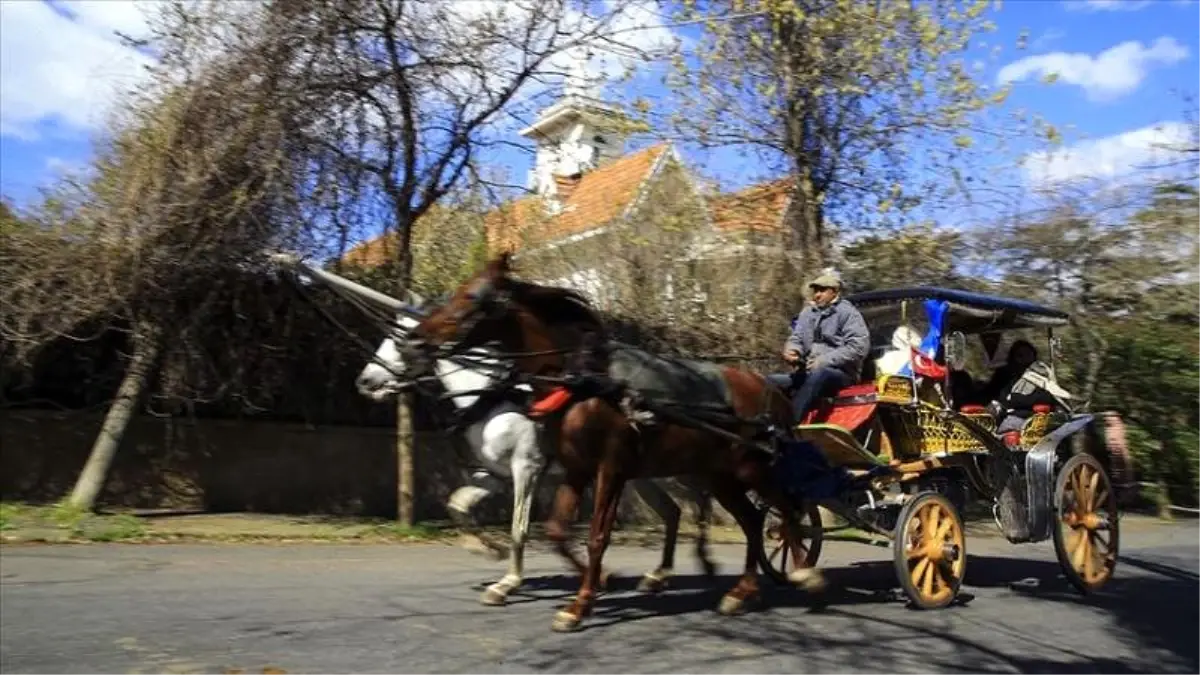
[767, 273, 870, 436]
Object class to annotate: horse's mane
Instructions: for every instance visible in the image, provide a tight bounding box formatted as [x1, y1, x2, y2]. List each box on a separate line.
[506, 278, 607, 336]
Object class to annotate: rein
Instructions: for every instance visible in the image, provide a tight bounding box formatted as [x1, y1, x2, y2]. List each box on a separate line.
[276, 263, 513, 404]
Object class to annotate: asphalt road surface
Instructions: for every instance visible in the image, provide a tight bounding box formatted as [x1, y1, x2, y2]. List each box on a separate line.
[3, 521, 1197, 674]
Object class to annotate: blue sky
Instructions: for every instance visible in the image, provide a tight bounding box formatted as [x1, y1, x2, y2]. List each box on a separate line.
[2, 0, 1197, 229]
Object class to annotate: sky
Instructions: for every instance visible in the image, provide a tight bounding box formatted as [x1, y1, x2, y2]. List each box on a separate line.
[1, 0, 1197, 229]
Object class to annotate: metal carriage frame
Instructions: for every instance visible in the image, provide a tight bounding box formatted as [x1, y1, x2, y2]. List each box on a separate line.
[755, 287, 1125, 609]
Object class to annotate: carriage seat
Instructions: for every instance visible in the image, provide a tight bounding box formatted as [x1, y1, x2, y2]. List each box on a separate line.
[800, 383, 879, 432]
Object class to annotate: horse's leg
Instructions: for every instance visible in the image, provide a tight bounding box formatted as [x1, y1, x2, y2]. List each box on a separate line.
[552, 461, 627, 632]
[692, 484, 719, 582]
[544, 471, 590, 579]
[447, 481, 506, 561]
[480, 437, 546, 606]
[631, 479, 680, 594]
[743, 460, 827, 593]
[708, 477, 767, 616]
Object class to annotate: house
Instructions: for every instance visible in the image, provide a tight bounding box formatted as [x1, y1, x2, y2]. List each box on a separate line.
[342, 61, 812, 317]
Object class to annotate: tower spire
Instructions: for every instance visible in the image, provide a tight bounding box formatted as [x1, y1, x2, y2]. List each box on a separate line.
[563, 55, 602, 101]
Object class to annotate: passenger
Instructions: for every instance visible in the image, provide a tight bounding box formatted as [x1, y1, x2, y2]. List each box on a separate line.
[875, 325, 922, 377]
[977, 339, 1038, 405]
[766, 273, 870, 437]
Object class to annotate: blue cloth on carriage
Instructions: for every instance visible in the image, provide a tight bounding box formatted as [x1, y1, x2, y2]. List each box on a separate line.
[774, 437, 847, 501]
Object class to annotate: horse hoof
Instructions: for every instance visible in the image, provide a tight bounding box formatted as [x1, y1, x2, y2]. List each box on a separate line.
[480, 586, 508, 606]
[636, 575, 668, 594]
[718, 593, 755, 616]
[599, 570, 617, 590]
[551, 610, 582, 633]
[788, 568, 827, 592]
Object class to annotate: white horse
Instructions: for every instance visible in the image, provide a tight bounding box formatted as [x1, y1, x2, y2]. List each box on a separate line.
[355, 310, 717, 606]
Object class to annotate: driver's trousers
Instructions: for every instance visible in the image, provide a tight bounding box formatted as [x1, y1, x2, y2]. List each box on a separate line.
[766, 367, 853, 431]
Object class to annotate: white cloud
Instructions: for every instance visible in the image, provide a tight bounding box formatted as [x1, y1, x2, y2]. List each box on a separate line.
[996, 37, 1188, 101]
[1022, 121, 1193, 187]
[318, 0, 681, 147]
[0, 1, 156, 140]
[1029, 29, 1066, 52]
[1064, 0, 1151, 11]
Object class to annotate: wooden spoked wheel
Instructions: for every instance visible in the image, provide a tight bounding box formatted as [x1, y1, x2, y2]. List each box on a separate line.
[757, 501, 823, 585]
[894, 492, 967, 610]
[1053, 453, 1119, 594]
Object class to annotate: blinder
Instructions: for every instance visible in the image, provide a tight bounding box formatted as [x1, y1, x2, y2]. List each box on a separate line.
[402, 277, 512, 367]
[447, 278, 511, 352]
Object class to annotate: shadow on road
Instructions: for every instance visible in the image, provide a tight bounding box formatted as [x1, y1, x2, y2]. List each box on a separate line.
[504, 553, 1197, 673]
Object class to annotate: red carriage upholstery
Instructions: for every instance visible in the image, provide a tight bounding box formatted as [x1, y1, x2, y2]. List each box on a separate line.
[801, 383, 879, 431]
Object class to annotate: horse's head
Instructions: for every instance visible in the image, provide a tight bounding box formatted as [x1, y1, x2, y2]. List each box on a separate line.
[407, 252, 519, 357]
[355, 301, 429, 402]
[404, 251, 607, 376]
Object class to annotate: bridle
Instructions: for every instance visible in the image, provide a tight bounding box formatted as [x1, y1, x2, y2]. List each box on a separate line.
[398, 276, 513, 380]
[403, 277, 591, 380]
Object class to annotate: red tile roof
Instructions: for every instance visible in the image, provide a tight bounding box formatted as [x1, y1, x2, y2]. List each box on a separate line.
[340, 146, 796, 267]
[485, 143, 668, 255]
[707, 179, 792, 234]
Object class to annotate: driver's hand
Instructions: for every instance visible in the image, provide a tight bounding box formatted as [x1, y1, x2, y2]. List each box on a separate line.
[783, 349, 802, 364]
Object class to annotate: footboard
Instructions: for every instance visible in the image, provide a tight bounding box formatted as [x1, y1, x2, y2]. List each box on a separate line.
[794, 424, 888, 471]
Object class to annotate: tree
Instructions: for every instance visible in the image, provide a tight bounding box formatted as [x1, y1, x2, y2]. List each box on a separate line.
[973, 171, 1199, 508]
[3, 0, 668, 518]
[667, 0, 1010, 273]
[1, 2, 319, 511]
[840, 224, 972, 293]
[1095, 320, 1198, 507]
[251, 0, 668, 288]
[239, 0, 669, 523]
[981, 178, 1198, 402]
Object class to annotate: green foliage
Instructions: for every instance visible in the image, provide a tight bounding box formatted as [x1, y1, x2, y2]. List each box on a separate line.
[0, 501, 147, 542]
[841, 225, 975, 293]
[670, 0, 1010, 264]
[981, 178, 1200, 505]
[1093, 321, 1199, 506]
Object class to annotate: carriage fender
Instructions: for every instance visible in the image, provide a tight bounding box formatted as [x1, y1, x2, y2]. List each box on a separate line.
[1025, 414, 1094, 542]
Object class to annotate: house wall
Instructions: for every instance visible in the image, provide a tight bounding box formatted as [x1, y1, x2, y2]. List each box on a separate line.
[516, 157, 711, 315]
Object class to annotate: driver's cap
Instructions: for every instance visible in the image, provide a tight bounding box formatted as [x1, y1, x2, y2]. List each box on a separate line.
[808, 273, 841, 290]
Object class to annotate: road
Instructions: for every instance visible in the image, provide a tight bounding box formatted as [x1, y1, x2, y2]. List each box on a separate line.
[2, 520, 1196, 674]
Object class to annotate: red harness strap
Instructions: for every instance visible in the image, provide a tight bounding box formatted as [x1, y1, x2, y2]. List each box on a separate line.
[529, 387, 573, 418]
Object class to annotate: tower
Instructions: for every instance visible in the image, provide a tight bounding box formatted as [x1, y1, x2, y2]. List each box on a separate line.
[519, 54, 630, 206]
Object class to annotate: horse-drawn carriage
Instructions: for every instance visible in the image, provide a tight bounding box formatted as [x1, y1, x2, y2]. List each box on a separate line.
[274, 250, 1129, 631]
[757, 287, 1124, 609]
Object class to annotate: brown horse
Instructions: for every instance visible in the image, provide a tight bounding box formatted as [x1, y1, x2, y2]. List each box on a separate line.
[402, 253, 822, 632]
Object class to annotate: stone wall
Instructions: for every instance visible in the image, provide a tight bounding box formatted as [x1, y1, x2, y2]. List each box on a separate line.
[0, 410, 724, 527]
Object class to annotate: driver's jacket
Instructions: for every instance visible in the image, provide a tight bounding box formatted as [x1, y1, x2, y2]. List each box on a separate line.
[784, 298, 870, 379]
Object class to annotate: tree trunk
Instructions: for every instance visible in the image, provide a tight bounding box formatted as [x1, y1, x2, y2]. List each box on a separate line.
[66, 322, 164, 511]
[396, 390, 416, 526]
[390, 207, 417, 526]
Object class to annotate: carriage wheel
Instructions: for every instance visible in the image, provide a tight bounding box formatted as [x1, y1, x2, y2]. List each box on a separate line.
[757, 501, 823, 585]
[1053, 453, 1119, 594]
[894, 492, 966, 610]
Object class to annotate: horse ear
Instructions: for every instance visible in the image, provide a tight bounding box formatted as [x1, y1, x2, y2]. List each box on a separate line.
[490, 250, 514, 276]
